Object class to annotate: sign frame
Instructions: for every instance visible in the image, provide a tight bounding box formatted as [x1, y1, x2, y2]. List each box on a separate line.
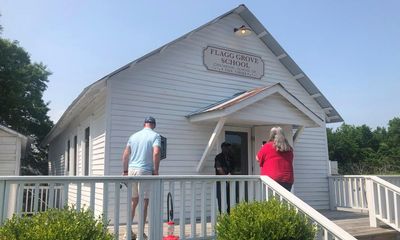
[203, 45, 264, 79]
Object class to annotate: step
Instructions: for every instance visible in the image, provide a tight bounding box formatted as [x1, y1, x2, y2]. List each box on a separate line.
[320, 210, 400, 240]
[333, 217, 399, 240]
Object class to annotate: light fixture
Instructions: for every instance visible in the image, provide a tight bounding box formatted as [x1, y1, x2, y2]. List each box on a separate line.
[234, 25, 252, 37]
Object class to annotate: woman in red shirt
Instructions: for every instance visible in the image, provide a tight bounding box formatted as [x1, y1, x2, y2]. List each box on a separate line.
[256, 127, 294, 191]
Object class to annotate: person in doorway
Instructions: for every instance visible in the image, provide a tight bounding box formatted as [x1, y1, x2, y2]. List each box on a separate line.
[122, 116, 161, 240]
[256, 126, 294, 191]
[215, 142, 234, 214]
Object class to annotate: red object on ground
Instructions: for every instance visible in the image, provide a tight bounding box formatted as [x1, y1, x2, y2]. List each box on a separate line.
[163, 221, 179, 240]
[163, 236, 179, 240]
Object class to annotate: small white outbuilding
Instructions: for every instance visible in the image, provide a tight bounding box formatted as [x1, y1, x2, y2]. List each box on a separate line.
[0, 124, 28, 176]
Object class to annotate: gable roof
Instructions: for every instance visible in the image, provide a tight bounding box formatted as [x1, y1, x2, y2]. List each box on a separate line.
[187, 83, 324, 127]
[107, 4, 342, 123]
[43, 4, 342, 145]
[0, 124, 28, 141]
[0, 124, 29, 158]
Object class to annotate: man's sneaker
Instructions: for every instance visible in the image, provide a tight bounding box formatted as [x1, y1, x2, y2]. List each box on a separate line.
[122, 231, 137, 240]
[134, 233, 148, 240]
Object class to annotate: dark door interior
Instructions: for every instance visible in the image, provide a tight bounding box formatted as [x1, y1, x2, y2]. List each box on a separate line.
[225, 131, 249, 203]
[225, 131, 248, 175]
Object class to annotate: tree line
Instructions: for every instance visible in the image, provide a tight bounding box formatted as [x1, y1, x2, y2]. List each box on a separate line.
[327, 117, 400, 174]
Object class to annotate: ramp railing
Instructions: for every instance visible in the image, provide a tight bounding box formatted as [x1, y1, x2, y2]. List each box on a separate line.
[329, 175, 400, 233]
[366, 176, 400, 231]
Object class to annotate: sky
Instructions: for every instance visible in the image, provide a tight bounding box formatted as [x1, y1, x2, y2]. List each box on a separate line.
[1, 0, 399, 129]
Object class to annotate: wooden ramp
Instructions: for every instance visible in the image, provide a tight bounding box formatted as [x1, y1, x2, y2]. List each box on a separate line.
[320, 210, 400, 240]
[113, 210, 400, 240]
[111, 222, 214, 240]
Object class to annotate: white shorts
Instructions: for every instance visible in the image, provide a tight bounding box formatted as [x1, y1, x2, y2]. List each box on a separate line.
[128, 168, 152, 198]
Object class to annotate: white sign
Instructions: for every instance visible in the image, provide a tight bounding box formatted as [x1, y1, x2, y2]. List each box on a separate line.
[203, 46, 264, 79]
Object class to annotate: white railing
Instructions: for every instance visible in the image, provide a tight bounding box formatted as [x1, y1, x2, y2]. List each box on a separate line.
[0, 176, 165, 240]
[1, 176, 356, 240]
[329, 175, 400, 233]
[366, 176, 400, 231]
[22, 184, 64, 214]
[260, 176, 356, 240]
[378, 175, 400, 188]
[328, 175, 368, 211]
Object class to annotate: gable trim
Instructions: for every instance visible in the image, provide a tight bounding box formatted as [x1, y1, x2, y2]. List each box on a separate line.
[237, 6, 342, 123]
[0, 124, 28, 141]
[187, 83, 324, 127]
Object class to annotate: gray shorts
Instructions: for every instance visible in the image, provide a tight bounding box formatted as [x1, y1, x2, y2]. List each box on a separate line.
[128, 168, 152, 198]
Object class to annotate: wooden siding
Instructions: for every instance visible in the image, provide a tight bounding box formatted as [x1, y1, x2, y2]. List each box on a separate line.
[48, 92, 106, 176]
[48, 91, 106, 217]
[0, 130, 19, 176]
[229, 93, 316, 126]
[293, 127, 330, 209]
[106, 12, 330, 210]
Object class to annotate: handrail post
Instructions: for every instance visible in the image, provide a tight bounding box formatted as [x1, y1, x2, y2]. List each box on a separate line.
[149, 179, 163, 240]
[0, 180, 5, 225]
[328, 177, 336, 210]
[366, 178, 377, 227]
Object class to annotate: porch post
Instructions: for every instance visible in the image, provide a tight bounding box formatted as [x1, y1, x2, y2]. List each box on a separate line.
[366, 178, 377, 227]
[0, 180, 4, 225]
[149, 179, 163, 239]
[328, 177, 336, 210]
[196, 118, 226, 172]
[292, 126, 304, 144]
[0, 180, 14, 223]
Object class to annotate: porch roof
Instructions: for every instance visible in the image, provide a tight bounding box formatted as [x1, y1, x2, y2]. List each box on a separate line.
[186, 83, 324, 127]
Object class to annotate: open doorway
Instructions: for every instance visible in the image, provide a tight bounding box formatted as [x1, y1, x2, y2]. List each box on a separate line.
[225, 131, 248, 175]
[222, 127, 251, 204]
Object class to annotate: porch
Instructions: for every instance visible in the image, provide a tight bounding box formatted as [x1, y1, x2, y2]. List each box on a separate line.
[1, 175, 400, 240]
[320, 210, 400, 240]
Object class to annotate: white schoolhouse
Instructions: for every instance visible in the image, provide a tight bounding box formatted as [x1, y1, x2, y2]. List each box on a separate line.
[43, 4, 342, 217]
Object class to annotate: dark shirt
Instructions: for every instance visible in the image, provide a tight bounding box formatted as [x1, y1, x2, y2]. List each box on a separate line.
[214, 153, 233, 175]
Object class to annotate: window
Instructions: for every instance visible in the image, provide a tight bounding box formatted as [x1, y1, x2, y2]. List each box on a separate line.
[73, 135, 77, 176]
[84, 127, 90, 176]
[67, 140, 70, 173]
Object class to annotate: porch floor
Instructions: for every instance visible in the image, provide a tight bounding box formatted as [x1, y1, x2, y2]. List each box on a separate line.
[110, 221, 214, 240]
[319, 210, 400, 240]
[111, 210, 400, 240]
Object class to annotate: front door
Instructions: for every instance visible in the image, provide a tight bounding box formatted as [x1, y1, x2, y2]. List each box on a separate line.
[224, 127, 251, 175]
[224, 127, 250, 203]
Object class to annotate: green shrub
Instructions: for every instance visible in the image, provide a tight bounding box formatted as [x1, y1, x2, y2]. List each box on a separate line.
[0, 206, 114, 240]
[215, 198, 316, 240]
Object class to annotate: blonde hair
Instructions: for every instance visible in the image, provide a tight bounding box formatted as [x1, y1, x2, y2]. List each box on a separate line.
[268, 126, 293, 152]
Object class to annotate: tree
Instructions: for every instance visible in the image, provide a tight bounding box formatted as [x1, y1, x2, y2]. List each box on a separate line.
[328, 117, 400, 174]
[0, 15, 3, 34]
[0, 37, 53, 175]
[388, 117, 400, 148]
